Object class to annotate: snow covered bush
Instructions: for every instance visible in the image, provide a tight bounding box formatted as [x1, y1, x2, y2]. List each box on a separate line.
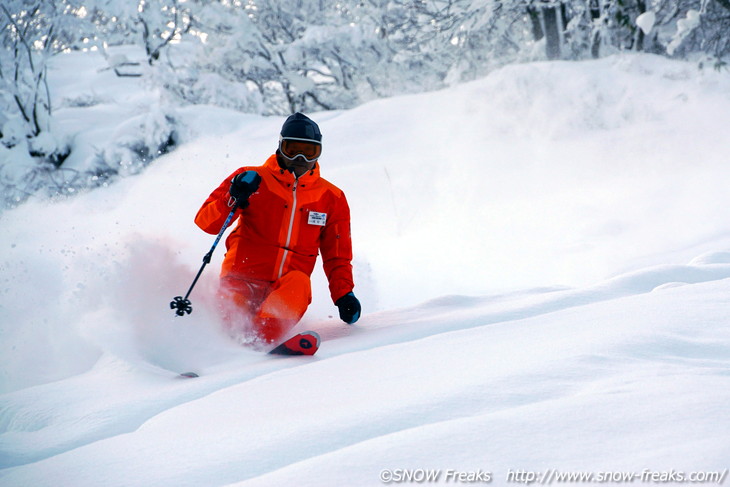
[92, 108, 179, 179]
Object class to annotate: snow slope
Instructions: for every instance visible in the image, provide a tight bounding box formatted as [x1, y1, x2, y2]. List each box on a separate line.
[1, 52, 730, 486]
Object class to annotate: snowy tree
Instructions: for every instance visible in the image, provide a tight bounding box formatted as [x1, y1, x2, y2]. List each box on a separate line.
[0, 2, 73, 206]
[157, 0, 380, 114]
[1, 3, 55, 142]
[528, 0, 730, 62]
[0, 0, 98, 145]
[0, 0, 184, 208]
[148, 0, 534, 114]
[137, 0, 193, 65]
[662, 0, 730, 65]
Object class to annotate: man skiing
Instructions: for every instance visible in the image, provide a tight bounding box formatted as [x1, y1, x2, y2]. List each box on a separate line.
[194, 112, 361, 354]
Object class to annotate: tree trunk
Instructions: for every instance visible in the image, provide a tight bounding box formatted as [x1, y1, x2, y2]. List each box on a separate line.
[590, 0, 601, 58]
[543, 6, 562, 60]
[527, 6, 544, 40]
[635, 0, 647, 51]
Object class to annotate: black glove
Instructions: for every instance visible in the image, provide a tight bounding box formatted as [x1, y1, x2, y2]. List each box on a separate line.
[335, 292, 361, 324]
[230, 171, 261, 208]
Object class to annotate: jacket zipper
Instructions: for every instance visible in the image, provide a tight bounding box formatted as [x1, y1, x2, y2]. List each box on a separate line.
[277, 178, 298, 279]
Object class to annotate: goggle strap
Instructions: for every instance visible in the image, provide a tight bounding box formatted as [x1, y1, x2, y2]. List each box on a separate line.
[280, 136, 321, 145]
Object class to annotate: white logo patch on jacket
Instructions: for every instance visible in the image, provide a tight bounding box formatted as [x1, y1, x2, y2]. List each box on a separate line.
[308, 211, 327, 226]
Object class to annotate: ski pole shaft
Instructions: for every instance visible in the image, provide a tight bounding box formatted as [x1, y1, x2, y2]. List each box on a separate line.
[170, 205, 238, 316]
[203, 204, 238, 264]
[183, 206, 237, 300]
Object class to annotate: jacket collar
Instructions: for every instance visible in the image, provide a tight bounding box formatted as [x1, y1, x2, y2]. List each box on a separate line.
[264, 154, 320, 184]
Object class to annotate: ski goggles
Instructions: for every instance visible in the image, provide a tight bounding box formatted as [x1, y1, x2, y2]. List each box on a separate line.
[279, 137, 322, 163]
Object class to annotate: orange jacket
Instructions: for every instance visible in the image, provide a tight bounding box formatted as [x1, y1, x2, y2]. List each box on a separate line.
[195, 154, 354, 303]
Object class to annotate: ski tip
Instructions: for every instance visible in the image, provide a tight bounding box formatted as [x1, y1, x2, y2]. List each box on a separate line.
[269, 331, 321, 356]
[179, 371, 199, 378]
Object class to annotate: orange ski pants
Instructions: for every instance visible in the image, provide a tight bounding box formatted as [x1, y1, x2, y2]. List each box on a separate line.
[218, 270, 312, 344]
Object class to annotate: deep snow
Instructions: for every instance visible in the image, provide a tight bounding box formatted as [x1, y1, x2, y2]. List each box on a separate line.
[1, 50, 730, 486]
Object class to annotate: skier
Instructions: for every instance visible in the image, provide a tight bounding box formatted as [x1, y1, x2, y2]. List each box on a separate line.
[194, 112, 361, 354]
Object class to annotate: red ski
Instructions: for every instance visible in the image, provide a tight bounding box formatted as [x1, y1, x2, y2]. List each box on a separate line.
[269, 331, 321, 356]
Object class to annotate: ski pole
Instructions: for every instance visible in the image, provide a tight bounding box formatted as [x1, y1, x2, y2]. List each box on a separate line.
[170, 204, 238, 316]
